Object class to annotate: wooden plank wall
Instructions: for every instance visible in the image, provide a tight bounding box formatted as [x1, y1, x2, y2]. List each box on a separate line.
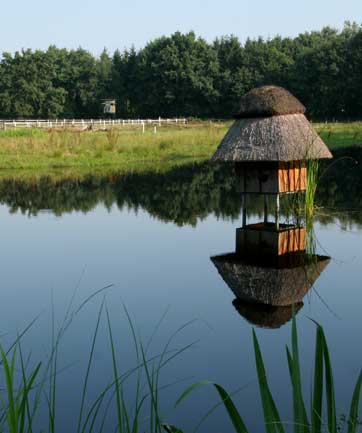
[278, 161, 307, 193]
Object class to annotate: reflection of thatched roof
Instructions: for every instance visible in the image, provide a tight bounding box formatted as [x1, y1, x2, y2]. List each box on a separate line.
[211, 253, 330, 307]
[232, 299, 303, 329]
[211, 114, 332, 162]
[234, 86, 306, 118]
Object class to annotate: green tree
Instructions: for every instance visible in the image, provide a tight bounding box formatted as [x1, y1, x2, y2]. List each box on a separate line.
[136, 31, 219, 117]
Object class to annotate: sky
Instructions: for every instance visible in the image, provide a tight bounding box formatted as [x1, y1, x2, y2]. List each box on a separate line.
[1, 0, 362, 55]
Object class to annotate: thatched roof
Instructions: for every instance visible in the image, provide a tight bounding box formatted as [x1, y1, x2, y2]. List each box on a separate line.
[212, 85, 332, 162]
[211, 253, 330, 307]
[212, 114, 333, 162]
[232, 299, 303, 329]
[234, 86, 306, 118]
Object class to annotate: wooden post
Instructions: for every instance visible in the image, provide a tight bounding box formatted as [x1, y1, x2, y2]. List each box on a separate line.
[264, 195, 268, 224]
[242, 194, 247, 227]
[275, 193, 280, 231]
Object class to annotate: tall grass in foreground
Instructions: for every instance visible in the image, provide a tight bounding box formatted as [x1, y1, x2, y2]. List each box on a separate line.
[1, 302, 361, 433]
[0, 297, 195, 433]
[176, 313, 362, 433]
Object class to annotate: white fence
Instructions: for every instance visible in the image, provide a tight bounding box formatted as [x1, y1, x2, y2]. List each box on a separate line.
[0, 118, 187, 130]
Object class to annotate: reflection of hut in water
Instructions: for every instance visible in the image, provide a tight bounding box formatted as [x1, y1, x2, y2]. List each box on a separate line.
[211, 251, 330, 328]
[232, 300, 303, 329]
[211, 253, 330, 307]
[211, 221, 330, 328]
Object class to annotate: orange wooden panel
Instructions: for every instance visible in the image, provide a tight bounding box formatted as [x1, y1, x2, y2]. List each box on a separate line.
[277, 227, 306, 255]
[278, 161, 307, 193]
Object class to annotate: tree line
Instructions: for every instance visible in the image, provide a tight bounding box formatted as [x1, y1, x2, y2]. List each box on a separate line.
[1, 22, 362, 120]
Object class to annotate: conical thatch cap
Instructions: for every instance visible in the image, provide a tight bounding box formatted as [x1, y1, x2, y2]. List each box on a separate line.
[234, 85, 306, 118]
[212, 85, 332, 162]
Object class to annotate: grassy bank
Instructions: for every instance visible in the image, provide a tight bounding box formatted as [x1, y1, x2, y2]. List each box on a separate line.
[0, 123, 227, 170]
[314, 121, 362, 149]
[0, 121, 361, 170]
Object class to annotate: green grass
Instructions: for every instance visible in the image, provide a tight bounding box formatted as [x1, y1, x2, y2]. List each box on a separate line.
[0, 123, 228, 170]
[0, 121, 361, 171]
[314, 122, 362, 149]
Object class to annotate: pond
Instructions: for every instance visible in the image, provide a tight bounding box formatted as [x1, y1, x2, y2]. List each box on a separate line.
[0, 147, 361, 432]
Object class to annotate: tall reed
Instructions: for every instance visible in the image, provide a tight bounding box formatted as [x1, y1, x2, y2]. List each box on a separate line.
[305, 159, 319, 220]
[0, 297, 194, 433]
[176, 313, 362, 433]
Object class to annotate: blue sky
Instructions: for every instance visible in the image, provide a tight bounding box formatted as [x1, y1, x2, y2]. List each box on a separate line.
[1, 0, 362, 55]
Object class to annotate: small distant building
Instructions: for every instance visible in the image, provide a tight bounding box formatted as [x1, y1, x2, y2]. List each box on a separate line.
[102, 99, 116, 115]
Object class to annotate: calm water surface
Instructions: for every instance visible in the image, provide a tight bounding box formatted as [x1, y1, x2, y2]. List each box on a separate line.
[0, 149, 361, 432]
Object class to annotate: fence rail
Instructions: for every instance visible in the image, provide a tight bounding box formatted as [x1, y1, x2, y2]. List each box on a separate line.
[0, 118, 187, 130]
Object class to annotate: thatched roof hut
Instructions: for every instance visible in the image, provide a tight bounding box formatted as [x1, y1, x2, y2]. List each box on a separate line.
[212, 85, 332, 162]
[232, 299, 303, 329]
[211, 252, 330, 307]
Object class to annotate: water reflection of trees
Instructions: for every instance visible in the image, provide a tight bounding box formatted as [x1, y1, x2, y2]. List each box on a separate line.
[0, 164, 241, 225]
[316, 147, 362, 227]
[0, 147, 360, 226]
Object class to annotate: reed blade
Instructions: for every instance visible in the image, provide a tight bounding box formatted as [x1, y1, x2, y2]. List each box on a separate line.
[347, 370, 362, 433]
[320, 329, 337, 433]
[252, 330, 285, 433]
[311, 326, 324, 433]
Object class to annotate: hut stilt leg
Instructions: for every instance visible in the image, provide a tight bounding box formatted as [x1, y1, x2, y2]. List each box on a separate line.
[275, 193, 280, 231]
[264, 195, 268, 225]
[296, 192, 300, 227]
[242, 194, 247, 227]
